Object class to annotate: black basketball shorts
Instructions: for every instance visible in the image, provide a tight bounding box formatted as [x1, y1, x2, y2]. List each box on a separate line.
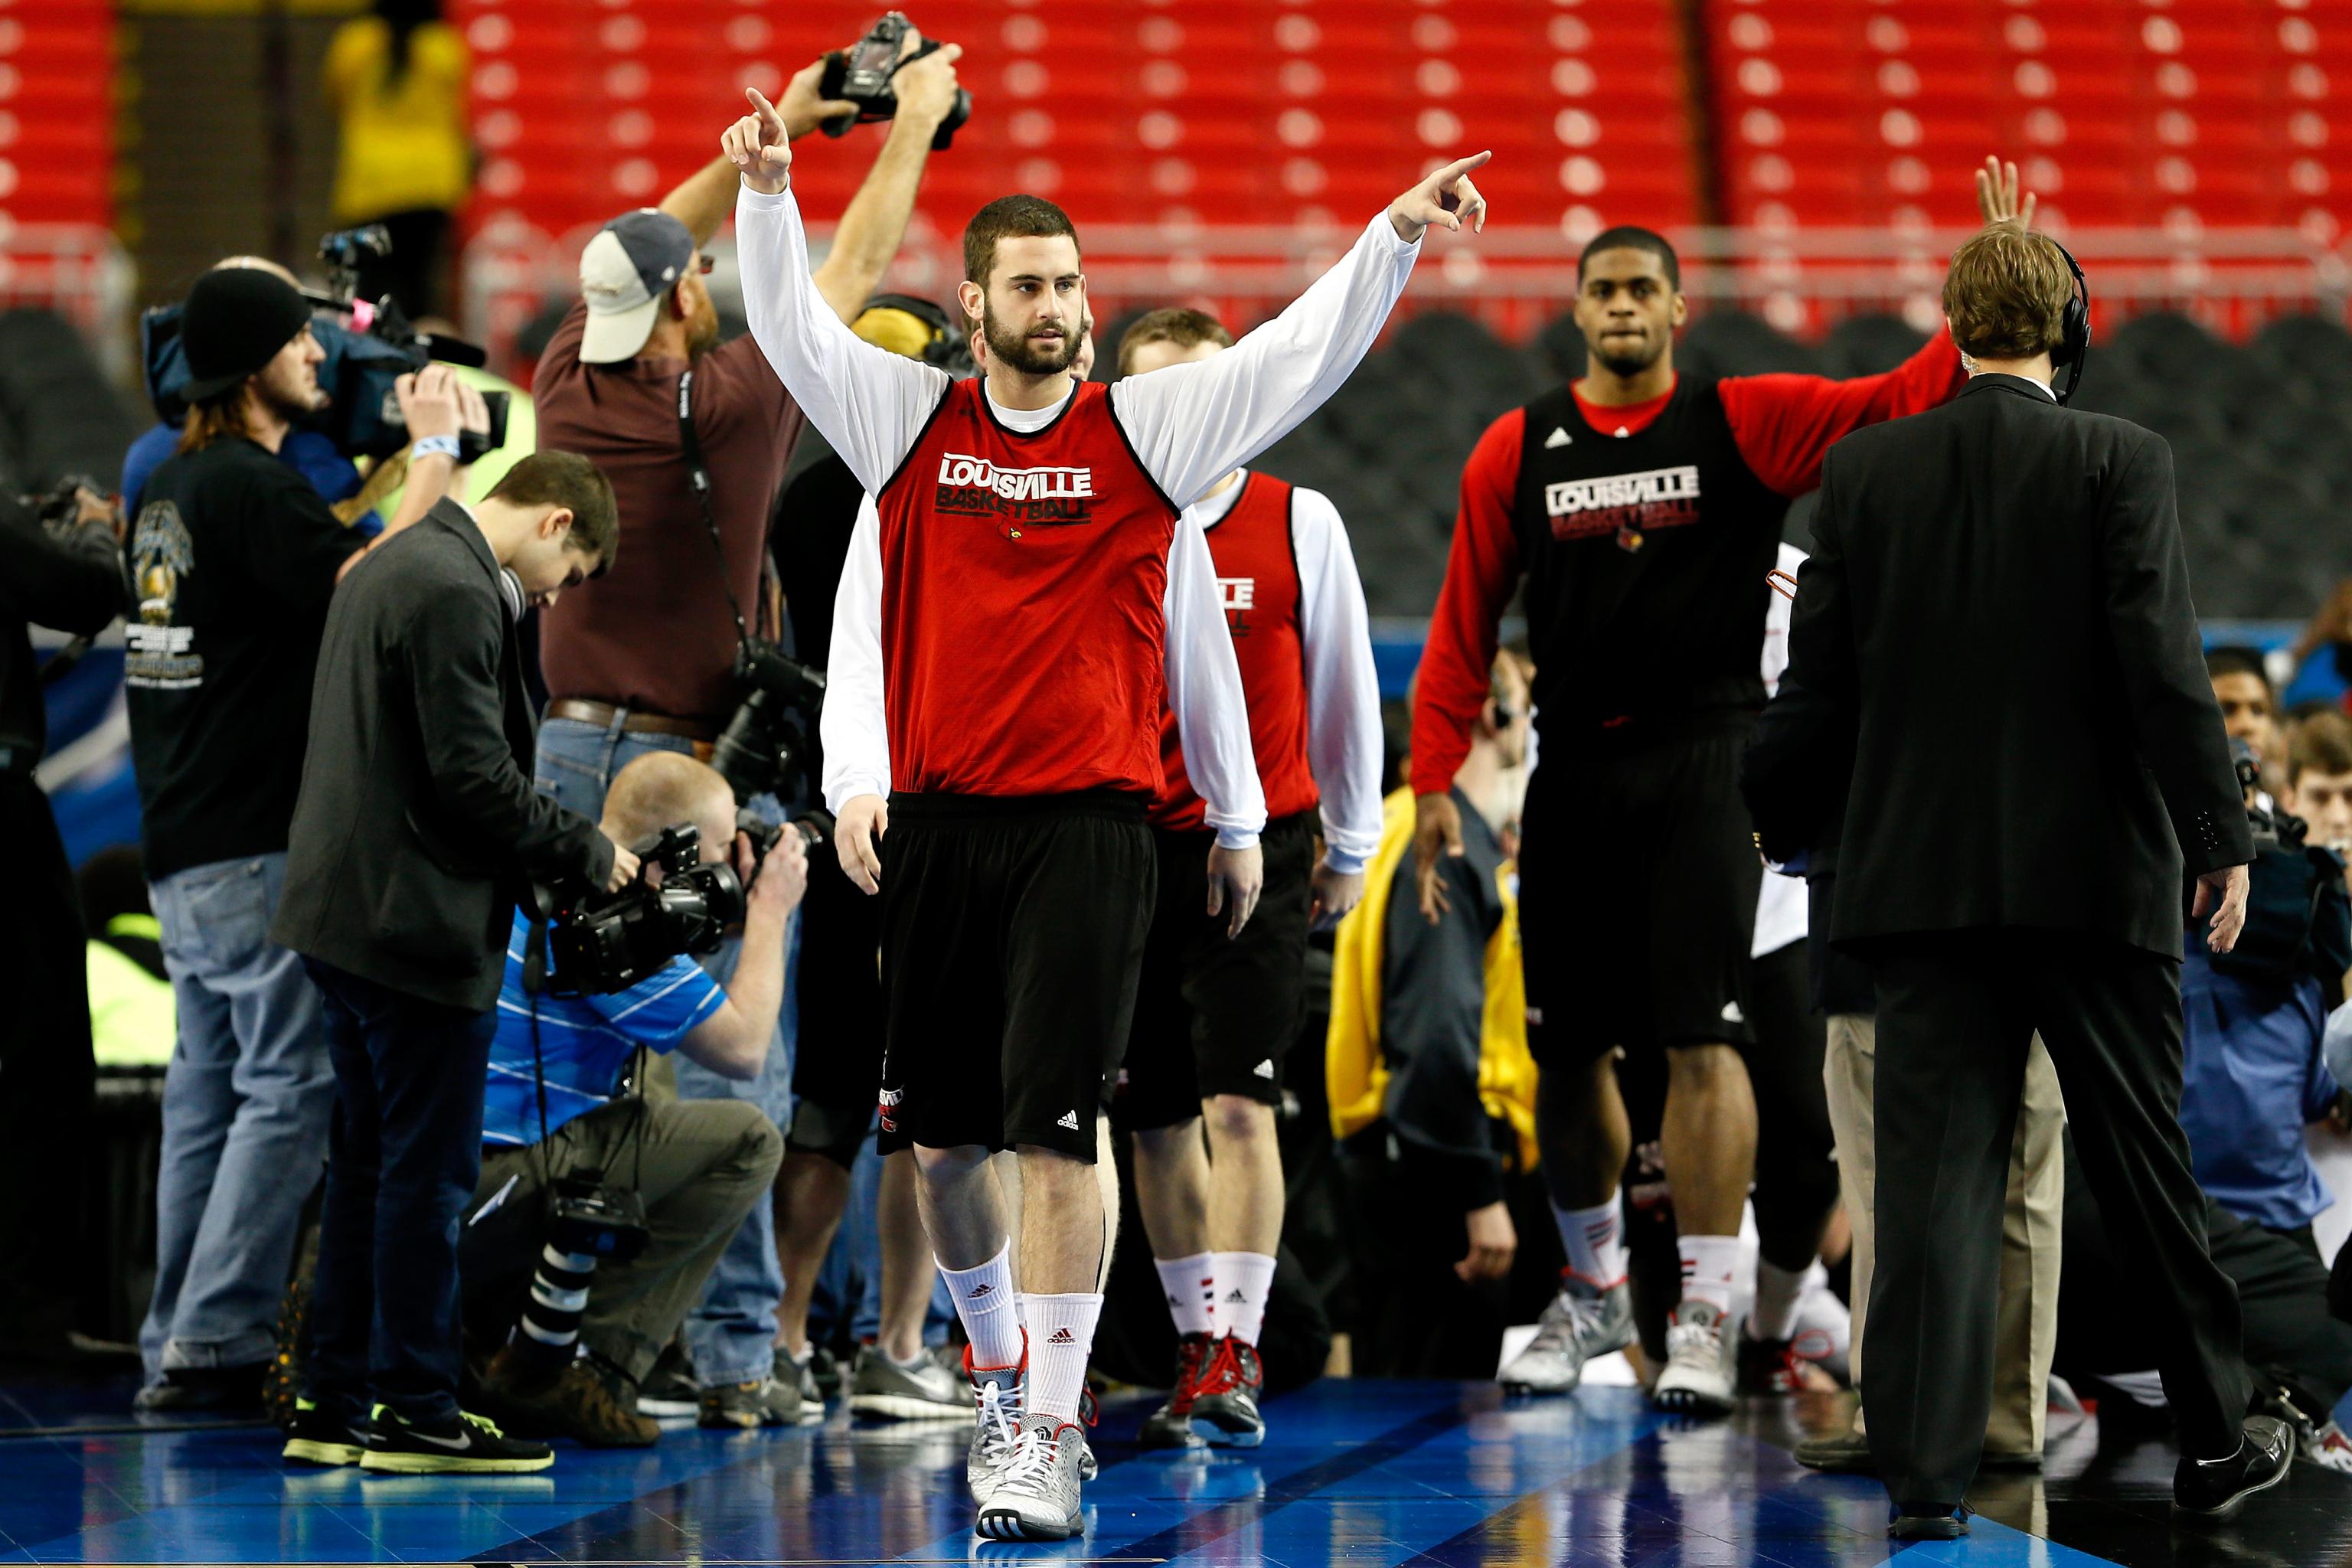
[1516, 717, 1763, 1068]
[876, 790, 1155, 1162]
[789, 850, 885, 1169]
[1117, 812, 1317, 1132]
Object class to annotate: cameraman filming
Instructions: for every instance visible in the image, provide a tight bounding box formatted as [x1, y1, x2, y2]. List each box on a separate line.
[124, 264, 479, 1412]
[271, 452, 632, 1474]
[459, 753, 808, 1445]
[529, 36, 962, 1414]
[0, 482, 126, 1363]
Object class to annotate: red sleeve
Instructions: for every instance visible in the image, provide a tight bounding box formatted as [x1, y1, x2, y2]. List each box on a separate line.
[1410, 409, 1524, 797]
[1718, 331, 1964, 498]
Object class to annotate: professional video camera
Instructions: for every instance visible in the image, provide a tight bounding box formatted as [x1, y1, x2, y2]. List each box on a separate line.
[819, 10, 972, 150]
[136, 225, 510, 462]
[547, 825, 744, 994]
[2213, 738, 2352, 985]
[711, 641, 829, 805]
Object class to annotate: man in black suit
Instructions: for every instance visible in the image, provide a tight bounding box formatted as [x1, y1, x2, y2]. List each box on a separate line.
[1766, 224, 2292, 1536]
[272, 452, 638, 1475]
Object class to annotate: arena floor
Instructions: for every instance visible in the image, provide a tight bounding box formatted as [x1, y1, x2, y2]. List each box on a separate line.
[3, 1374, 2350, 1566]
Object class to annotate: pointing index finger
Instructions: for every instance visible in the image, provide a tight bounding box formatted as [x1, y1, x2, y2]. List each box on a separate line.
[746, 87, 783, 129]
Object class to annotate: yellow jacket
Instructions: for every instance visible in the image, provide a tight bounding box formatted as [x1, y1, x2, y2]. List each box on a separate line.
[1327, 788, 1539, 1171]
[325, 18, 472, 222]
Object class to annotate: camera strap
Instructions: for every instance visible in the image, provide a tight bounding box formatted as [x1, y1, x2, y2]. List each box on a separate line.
[677, 370, 760, 659]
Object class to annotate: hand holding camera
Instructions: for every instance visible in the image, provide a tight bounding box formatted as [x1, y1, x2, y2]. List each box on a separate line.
[775, 56, 859, 142]
[605, 841, 642, 893]
[744, 825, 809, 916]
[816, 11, 972, 150]
[724, 89, 795, 196]
[886, 37, 964, 133]
[394, 364, 472, 445]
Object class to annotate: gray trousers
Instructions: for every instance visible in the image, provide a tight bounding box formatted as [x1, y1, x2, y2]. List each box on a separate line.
[462, 1096, 782, 1386]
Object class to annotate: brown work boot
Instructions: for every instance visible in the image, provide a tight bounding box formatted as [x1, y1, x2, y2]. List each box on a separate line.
[486, 1350, 658, 1448]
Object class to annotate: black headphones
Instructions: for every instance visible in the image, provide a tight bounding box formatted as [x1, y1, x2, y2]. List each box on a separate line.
[2048, 239, 2091, 407]
[859, 292, 975, 377]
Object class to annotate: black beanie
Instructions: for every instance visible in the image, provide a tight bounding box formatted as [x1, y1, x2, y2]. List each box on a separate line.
[179, 267, 315, 402]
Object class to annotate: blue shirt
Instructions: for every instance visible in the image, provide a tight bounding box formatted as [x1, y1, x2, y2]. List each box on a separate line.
[484, 912, 725, 1147]
[2179, 945, 2341, 1231]
[122, 422, 381, 537]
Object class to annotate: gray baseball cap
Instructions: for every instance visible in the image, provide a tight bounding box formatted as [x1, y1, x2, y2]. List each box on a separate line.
[577, 208, 695, 364]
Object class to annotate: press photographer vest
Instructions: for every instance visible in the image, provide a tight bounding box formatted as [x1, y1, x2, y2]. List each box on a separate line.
[875, 377, 1178, 799]
[1511, 378, 1787, 732]
[1151, 472, 1316, 833]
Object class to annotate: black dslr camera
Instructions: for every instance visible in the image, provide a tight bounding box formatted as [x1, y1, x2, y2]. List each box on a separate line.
[547, 825, 744, 994]
[136, 226, 510, 463]
[712, 642, 829, 805]
[818, 10, 972, 151]
[547, 1174, 651, 1263]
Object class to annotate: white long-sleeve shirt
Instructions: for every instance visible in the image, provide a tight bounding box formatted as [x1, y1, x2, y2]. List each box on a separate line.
[1187, 472, 1385, 873]
[1754, 541, 1809, 956]
[741, 180, 1421, 844]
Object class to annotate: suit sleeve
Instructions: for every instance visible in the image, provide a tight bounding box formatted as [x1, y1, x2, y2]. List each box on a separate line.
[1719, 332, 1964, 498]
[2099, 434, 2256, 875]
[403, 589, 613, 888]
[1409, 410, 1523, 796]
[1291, 487, 1383, 874]
[0, 507, 122, 636]
[1378, 854, 1507, 1212]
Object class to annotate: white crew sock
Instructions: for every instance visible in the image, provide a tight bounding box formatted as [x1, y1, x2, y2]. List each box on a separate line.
[1154, 1253, 1218, 1338]
[1021, 1292, 1102, 1422]
[1677, 1233, 1742, 1317]
[1551, 1195, 1628, 1289]
[1211, 1251, 1276, 1347]
[1747, 1257, 1808, 1342]
[939, 1245, 1024, 1370]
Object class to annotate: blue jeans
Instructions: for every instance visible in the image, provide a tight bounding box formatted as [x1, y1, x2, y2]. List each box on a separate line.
[141, 853, 332, 1383]
[304, 959, 498, 1426]
[535, 714, 797, 1385]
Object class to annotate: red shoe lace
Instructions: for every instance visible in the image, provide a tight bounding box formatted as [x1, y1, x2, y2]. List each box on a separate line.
[1168, 1336, 1212, 1413]
[1193, 1337, 1249, 1399]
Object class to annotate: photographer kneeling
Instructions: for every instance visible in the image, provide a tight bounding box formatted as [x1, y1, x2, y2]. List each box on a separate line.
[461, 752, 805, 1445]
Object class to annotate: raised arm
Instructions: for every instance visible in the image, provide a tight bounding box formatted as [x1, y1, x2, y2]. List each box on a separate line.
[1108, 152, 1490, 507]
[1164, 511, 1266, 849]
[808, 46, 963, 322]
[1292, 487, 1383, 875]
[727, 91, 947, 495]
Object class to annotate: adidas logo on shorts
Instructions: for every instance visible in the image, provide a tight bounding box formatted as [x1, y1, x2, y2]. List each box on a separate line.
[1047, 1328, 1076, 1345]
[1253, 1059, 1275, 1080]
[1057, 1109, 1081, 1131]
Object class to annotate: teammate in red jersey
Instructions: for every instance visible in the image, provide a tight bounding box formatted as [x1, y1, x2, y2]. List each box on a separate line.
[1411, 157, 2033, 1416]
[725, 90, 1485, 1538]
[1112, 309, 1384, 1452]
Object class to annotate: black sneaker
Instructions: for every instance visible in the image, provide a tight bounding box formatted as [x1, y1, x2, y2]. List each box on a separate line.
[358, 1407, 554, 1474]
[1188, 1337, 1265, 1449]
[133, 1362, 268, 1413]
[809, 1344, 844, 1399]
[281, 1399, 371, 1467]
[2173, 1416, 2295, 1524]
[1138, 1333, 1213, 1449]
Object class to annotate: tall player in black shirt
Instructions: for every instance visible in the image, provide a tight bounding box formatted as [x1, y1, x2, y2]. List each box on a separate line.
[1410, 158, 2034, 1414]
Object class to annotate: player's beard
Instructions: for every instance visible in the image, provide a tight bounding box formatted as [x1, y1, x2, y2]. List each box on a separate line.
[982, 300, 1080, 377]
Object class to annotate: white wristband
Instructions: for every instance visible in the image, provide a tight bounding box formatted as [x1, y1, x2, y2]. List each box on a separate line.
[412, 433, 462, 462]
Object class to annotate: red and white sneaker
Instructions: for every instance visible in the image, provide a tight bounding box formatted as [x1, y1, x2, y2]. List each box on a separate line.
[1138, 1332, 1214, 1449]
[1187, 1336, 1265, 1448]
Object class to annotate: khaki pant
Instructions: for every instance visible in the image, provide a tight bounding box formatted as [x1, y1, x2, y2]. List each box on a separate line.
[1824, 1013, 2066, 1455]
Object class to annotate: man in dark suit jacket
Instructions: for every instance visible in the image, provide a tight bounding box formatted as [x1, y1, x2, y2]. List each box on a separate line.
[1769, 224, 2291, 1536]
[271, 452, 637, 1474]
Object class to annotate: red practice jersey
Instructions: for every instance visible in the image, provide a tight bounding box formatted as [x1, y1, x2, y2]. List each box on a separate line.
[874, 378, 1181, 798]
[1152, 472, 1316, 831]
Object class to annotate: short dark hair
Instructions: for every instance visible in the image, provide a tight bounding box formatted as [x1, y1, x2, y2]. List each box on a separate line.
[1578, 226, 1680, 290]
[2291, 709, 2352, 785]
[486, 450, 620, 575]
[1116, 307, 1233, 377]
[963, 195, 1080, 287]
[2206, 645, 2273, 695]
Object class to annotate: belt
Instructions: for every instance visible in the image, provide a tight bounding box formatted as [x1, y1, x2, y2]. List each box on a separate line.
[547, 699, 720, 744]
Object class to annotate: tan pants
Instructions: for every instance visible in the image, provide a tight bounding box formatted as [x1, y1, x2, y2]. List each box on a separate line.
[1824, 1013, 2066, 1455]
